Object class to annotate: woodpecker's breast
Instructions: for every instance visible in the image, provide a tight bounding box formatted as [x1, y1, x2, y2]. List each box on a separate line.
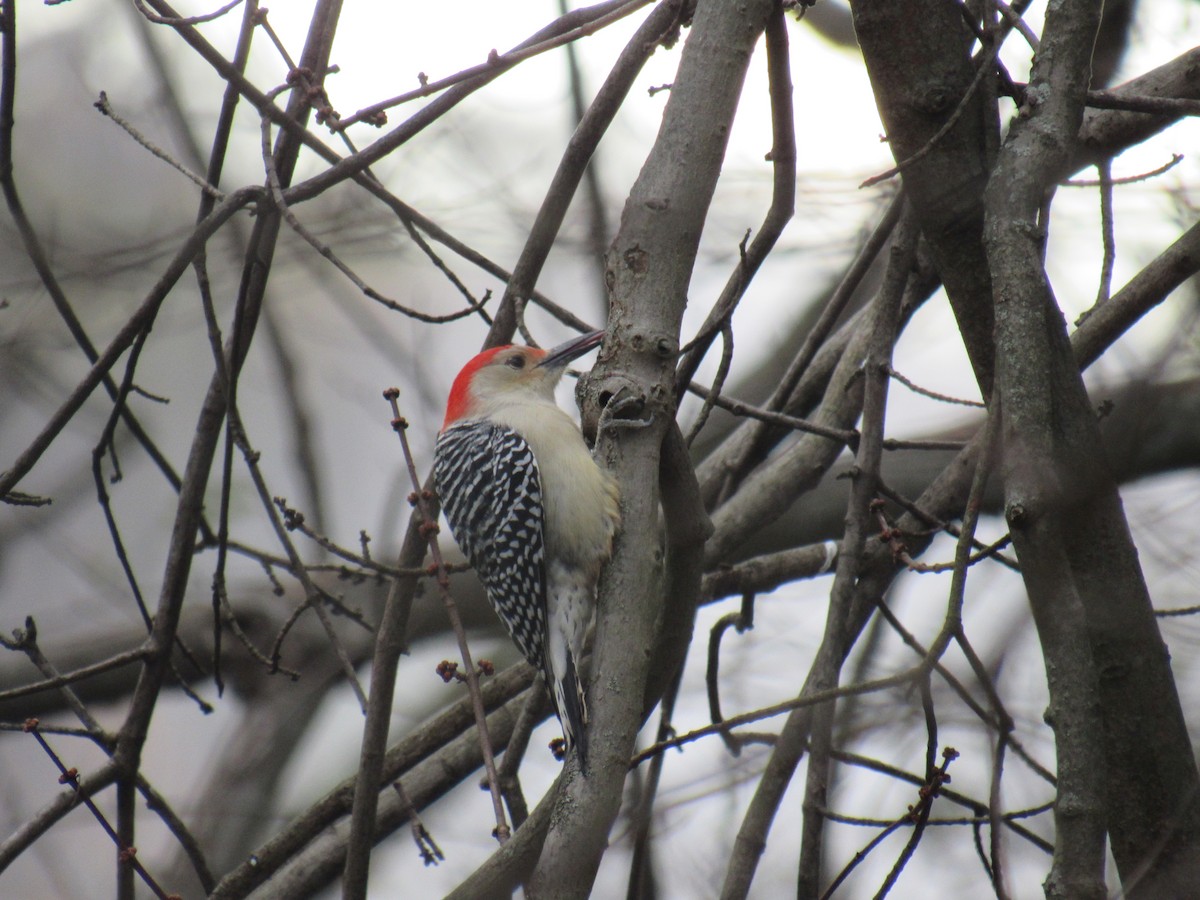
[487, 401, 620, 575]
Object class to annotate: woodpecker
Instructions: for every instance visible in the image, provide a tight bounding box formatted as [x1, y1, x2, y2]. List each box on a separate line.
[433, 330, 620, 766]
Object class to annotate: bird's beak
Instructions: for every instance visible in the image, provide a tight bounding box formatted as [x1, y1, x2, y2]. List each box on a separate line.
[537, 329, 605, 370]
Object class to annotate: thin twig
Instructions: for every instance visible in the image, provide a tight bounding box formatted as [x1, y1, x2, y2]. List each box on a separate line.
[391, 781, 445, 867]
[958, 633, 1014, 899]
[885, 364, 985, 407]
[1063, 152, 1183, 187]
[828, 748, 1054, 853]
[819, 744, 959, 900]
[874, 482, 1020, 572]
[873, 680, 946, 899]
[384, 391, 510, 843]
[495, 679, 550, 829]
[257, 92, 490, 324]
[1094, 159, 1116, 307]
[626, 664, 686, 900]
[0, 187, 258, 501]
[133, 0, 244, 26]
[685, 320, 735, 446]
[218, 535, 460, 580]
[0, 619, 216, 888]
[272, 497, 466, 579]
[871, 598, 1057, 790]
[709, 192, 905, 502]
[94, 92, 225, 199]
[90, 361, 153, 630]
[330, 0, 651, 130]
[822, 804, 1051, 828]
[798, 210, 918, 897]
[0, 645, 150, 705]
[630, 664, 925, 766]
[23, 720, 173, 900]
[705, 593, 756, 755]
[682, 381, 858, 444]
[226, 417, 366, 700]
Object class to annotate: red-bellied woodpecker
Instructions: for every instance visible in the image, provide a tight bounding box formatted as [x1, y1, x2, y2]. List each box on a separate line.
[434, 330, 620, 766]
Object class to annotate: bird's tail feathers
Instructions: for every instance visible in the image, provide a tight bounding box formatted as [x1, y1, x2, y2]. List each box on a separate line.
[550, 653, 588, 768]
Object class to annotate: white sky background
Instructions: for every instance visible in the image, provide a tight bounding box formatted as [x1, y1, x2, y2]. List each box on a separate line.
[0, 1, 1198, 898]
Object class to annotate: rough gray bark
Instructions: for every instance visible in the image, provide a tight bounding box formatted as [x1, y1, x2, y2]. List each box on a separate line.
[984, 2, 1200, 896]
[526, 1, 773, 895]
[848, 2, 1200, 895]
[851, 0, 998, 393]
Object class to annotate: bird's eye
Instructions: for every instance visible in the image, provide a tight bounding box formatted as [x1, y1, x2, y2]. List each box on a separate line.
[505, 355, 526, 370]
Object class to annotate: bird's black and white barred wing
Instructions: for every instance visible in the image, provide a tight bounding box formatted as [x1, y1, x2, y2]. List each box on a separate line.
[434, 420, 548, 671]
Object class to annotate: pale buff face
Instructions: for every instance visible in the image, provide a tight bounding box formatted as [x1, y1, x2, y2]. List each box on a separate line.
[462, 347, 559, 413]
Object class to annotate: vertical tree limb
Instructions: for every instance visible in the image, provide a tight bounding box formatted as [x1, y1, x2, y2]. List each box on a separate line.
[796, 214, 915, 899]
[851, 0, 1000, 396]
[527, 1, 774, 895]
[110, 0, 343, 836]
[985, 1, 1200, 896]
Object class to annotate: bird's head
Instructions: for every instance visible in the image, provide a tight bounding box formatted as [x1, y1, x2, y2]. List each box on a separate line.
[441, 330, 604, 429]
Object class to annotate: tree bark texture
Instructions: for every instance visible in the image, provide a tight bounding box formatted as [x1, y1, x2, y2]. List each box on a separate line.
[855, 0, 1200, 896]
[527, 0, 774, 896]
